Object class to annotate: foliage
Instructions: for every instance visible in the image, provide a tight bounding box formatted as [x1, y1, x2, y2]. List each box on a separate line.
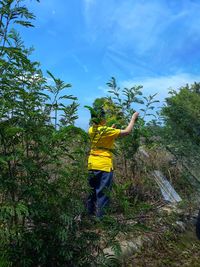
[86, 77, 159, 160]
[0, 1, 99, 266]
[106, 77, 159, 176]
[45, 70, 78, 129]
[1, 1, 200, 266]
[162, 82, 200, 145]
[159, 83, 200, 183]
[85, 78, 165, 227]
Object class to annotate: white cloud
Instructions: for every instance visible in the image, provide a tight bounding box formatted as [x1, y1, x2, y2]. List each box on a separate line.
[121, 72, 200, 103]
[77, 72, 200, 129]
[90, 72, 200, 104]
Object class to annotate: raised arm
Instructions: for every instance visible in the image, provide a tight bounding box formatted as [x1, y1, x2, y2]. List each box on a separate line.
[119, 112, 139, 137]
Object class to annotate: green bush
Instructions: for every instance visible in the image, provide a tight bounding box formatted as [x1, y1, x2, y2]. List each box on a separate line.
[0, 1, 100, 266]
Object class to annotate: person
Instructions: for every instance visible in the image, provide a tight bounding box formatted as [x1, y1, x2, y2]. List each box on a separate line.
[87, 107, 139, 218]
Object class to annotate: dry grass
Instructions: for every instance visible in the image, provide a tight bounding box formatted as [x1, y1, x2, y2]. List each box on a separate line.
[125, 225, 200, 267]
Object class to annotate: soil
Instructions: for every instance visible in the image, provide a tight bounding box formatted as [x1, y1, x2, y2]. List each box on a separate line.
[125, 225, 200, 267]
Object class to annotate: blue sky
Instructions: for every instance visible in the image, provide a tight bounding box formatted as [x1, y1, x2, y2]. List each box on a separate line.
[21, 0, 200, 129]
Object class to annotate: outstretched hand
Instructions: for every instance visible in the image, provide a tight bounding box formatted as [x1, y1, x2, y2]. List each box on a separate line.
[132, 112, 139, 120]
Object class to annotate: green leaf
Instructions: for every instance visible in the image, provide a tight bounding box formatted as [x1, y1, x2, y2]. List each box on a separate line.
[14, 20, 34, 27]
[59, 95, 77, 100]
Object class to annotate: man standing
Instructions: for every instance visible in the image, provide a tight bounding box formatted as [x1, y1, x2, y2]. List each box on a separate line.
[87, 107, 139, 218]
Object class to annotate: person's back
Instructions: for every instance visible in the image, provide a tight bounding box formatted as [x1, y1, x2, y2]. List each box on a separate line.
[87, 107, 139, 218]
[88, 125, 120, 172]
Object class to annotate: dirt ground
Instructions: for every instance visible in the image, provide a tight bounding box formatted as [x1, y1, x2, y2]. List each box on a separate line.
[124, 225, 200, 267]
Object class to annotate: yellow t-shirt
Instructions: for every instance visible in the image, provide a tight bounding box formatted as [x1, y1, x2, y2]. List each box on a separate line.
[88, 125, 121, 172]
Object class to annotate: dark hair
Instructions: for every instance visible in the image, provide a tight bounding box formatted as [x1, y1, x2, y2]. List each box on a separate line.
[91, 107, 106, 124]
[91, 107, 105, 118]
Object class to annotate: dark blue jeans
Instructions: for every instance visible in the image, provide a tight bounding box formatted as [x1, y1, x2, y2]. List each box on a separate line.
[87, 170, 113, 218]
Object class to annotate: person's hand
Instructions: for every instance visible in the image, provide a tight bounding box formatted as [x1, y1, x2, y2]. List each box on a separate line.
[111, 124, 116, 128]
[132, 112, 139, 120]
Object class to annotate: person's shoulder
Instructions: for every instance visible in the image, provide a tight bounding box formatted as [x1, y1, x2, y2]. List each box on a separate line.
[88, 125, 98, 133]
[98, 125, 111, 132]
[100, 126, 121, 136]
[106, 126, 120, 132]
[88, 126, 93, 133]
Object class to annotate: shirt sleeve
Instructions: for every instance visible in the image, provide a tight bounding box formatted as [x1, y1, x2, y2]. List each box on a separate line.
[104, 127, 121, 138]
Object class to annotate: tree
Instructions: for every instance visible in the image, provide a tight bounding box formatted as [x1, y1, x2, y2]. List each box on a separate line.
[162, 83, 200, 145]
[0, 1, 98, 266]
[106, 77, 159, 176]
